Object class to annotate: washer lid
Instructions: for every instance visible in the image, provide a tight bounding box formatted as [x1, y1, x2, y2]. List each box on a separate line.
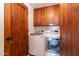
[43, 34, 60, 38]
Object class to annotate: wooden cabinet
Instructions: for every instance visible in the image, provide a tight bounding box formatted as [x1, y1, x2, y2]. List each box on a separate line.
[34, 5, 59, 26]
[60, 3, 79, 56]
[43, 7, 51, 25]
[34, 8, 42, 26]
[4, 3, 28, 56]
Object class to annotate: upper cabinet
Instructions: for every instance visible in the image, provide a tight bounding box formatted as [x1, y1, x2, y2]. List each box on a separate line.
[34, 5, 60, 26]
[34, 8, 42, 26]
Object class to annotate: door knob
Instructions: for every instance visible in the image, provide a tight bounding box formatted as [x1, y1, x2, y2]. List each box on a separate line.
[6, 36, 13, 44]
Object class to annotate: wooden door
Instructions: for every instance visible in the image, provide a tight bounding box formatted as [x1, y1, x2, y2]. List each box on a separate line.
[70, 4, 79, 55]
[4, 3, 28, 56]
[4, 3, 11, 56]
[60, 3, 79, 56]
[60, 4, 72, 56]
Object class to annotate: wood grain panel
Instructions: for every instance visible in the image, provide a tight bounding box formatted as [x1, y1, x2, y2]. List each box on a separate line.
[4, 3, 11, 56]
[4, 3, 28, 56]
[11, 3, 19, 56]
[65, 4, 72, 56]
[60, 4, 67, 56]
[43, 7, 50, 25]
[60, 3, 79, 56]
[34, 8, 42, 26]
[51, 5, 60, 25]
[71, 4, 79, 55]
[34, 5, 59, 26]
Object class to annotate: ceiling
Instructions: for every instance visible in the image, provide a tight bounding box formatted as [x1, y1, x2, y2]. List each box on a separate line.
[30, 3, 58, 9]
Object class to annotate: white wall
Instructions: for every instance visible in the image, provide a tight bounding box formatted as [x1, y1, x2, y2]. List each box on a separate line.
[24, 3, 35, 54]
[0, 3, 4, 56]
[24, 3, 35, 34]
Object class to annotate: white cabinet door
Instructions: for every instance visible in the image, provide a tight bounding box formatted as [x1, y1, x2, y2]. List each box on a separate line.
[29, 35, 45, 56]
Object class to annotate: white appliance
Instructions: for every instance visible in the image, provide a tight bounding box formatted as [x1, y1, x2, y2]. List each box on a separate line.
[44, 26, 60, 56]
[29, 34, 45, 56]
[29, 26, 60, 56]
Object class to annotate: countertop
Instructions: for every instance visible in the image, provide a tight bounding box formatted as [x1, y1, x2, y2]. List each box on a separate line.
[30, 33, 43, 35]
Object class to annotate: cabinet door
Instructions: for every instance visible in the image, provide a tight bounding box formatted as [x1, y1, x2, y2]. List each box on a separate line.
[43, 7, 51, 25]
[34, 8, 42, 26]
[34, 5, 60, 26]
[50, 5, 59, 25]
